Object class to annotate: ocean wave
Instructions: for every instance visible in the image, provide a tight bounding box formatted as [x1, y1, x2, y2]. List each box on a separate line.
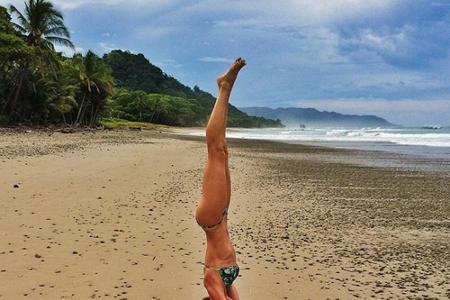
[224, 127, 450, 148]
[188, 127, 450, 148]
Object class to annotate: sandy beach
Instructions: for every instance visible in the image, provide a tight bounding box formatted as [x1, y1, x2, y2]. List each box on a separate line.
[0, 128, 449, 300]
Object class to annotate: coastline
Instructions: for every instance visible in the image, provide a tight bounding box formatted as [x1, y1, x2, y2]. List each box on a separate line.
[0, 129, 449, 299]
[176, 127, 450, 173]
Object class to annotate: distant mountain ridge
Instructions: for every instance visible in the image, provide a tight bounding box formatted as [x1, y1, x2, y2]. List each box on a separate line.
[239, 107, 393, 127]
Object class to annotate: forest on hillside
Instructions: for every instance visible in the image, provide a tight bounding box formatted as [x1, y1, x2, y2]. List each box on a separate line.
[0, 1, 283, 128]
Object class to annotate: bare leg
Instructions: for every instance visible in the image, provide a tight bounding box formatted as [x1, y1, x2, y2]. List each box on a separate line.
[227, 285, 240, 300]
[203, 269, 230, 300]
[217, 59, 245, 207]
[196, 58, 246, 224]
[197, 58, 246, 300]
[225, 151, 231, 207]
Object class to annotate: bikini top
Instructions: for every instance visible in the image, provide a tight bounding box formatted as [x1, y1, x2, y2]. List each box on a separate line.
[196, 207, 228, 229]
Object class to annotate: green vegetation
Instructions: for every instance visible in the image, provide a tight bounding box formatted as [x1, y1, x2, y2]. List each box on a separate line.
[110, 89, 205, 126]
[99, 118, 167, 130]
[105, 50, 283, 127]
[70, 51, 114, 126]
[0, 0, 283, 128]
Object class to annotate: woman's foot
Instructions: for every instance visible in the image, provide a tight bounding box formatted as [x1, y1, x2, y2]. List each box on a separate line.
[217, 58, 246, 90]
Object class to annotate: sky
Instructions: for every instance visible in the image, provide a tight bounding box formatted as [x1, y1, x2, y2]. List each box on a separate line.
[2, 0, 450, 126]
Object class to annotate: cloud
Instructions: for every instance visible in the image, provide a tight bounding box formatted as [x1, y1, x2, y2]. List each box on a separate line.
[98, 42, 133, 54]
[98, 42, 116, 52]
[135, 26, 178, 39]
[1, 0, 182, 10]
[339, 22, 450, 68]
[282, 0, 397, 23]
[431, 1, 450, 7]
[54, 45, 84, 56]
[153, 58, 182, 69]
[358, 28, 406, 52]
[198, 57, 233, 63]
[185, 0, 398, 26]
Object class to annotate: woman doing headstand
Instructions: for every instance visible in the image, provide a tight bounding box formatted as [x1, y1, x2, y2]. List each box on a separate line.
[195, 58, 246, 300]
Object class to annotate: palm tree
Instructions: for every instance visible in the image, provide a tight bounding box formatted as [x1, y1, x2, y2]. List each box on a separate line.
[6, 0, 74, 119]
[72, 51, 114, 126]
[9, 0, 74, 49]
[132, 91, 149, 121]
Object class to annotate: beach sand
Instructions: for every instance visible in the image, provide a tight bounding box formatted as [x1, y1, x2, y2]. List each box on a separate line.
[0, 128, 449, 299]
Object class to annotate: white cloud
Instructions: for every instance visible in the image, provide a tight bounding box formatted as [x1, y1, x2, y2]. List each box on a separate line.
[346, 71, 445, 90]
[198, 56, 233, 63]
[56, 0, 183, 10]
[153, 58, 182, 69]
[341, 26, 416, 58]
[359, 29, 403, 52]
[431, 1, 450, 7]
[198, 0, 399, 27]
[1, 0, 182, 10]
[0, 0, 20, 8]
[289, 0, 397, 23]
[99, 42, 115, 52]
[54, 45, 84, 56]
[135, 26, 177, 38]
[98, 42, 133, 53]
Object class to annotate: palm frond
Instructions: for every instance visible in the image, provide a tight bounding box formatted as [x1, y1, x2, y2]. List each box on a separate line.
[39, 39, 55, 50]
[9, 5, 29, 29]
[43, 25, 70, 38]
[48, 5, 64, 21]
[45, 36, 75, 48]
[10, 0, 74, 49]
[11, 23, 28, 35]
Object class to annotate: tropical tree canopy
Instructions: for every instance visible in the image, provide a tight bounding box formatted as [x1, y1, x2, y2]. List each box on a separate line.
[71, 51, 115, 126]
[0, 6, 31, 66]
[9, 0, 74, 49]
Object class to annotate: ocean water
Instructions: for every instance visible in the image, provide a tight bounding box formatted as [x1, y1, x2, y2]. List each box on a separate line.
[189, 126, 450, 159]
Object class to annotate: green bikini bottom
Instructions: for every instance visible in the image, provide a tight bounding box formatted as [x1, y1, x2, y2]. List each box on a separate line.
[205, 264, 240, 287]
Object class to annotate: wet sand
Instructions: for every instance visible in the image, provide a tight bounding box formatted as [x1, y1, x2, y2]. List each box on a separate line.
[0, 129, 449, 299]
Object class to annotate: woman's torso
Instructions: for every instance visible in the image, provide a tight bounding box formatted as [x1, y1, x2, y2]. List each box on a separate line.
[203, 220, 236, 266]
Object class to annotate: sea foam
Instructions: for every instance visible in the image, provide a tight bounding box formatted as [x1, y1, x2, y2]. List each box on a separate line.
[189, 127, 450, 148]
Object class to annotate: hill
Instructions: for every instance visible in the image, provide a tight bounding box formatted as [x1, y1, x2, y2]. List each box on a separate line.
[103, 50, 283, 128]
[239, 107, 393, 128]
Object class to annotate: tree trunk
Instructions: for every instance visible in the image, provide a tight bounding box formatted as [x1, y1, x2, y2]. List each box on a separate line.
[6, 59, 30, 118]
[79, 103, 89, 126]
[1, 81, 16, 114]
[8, 73, 24, 119]
[0, 60, 6, 75]
[89, 105, 95, 127]
[75, 94, 86, 125]
[149, 110, 156, 123]
[90, 107, 99, 127]
[77, 103, 87, 126]
[155, 108, 163, 123]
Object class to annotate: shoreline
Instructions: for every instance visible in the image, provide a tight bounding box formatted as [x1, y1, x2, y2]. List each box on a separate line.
[0, 129, 449, 299]
[175, 128, 450, 173]
[4, 124, 450, 169]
